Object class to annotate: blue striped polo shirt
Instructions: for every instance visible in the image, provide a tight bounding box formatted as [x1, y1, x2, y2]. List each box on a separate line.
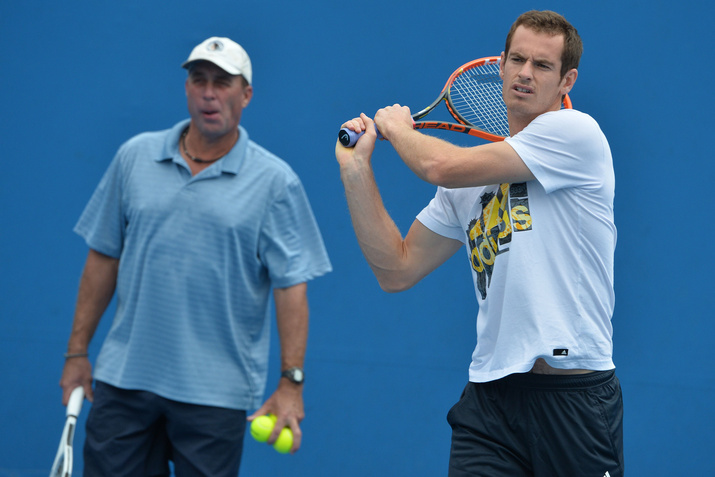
[74, 119, 332, 410]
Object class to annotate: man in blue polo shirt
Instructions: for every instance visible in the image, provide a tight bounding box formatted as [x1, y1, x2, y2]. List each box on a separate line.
[59, 37, 332, 475]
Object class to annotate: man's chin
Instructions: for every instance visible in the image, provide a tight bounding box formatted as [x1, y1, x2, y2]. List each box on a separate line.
[192, 121, 230, 138]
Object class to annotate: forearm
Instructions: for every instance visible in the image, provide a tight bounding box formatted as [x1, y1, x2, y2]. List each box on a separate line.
[60, 249, 118, 402]
[247, 284, 310, 452]
[274, 283, 309, 371]
[339, 160, 413, 290]
[67, 249, 119, 354]
[374, 106, 469, 187]
[380, 107, 534, 188]
[387, 127, 461, 186]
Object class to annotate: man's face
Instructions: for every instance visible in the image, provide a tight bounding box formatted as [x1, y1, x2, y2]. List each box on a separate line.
[500, 26, 576, 126]
[185, 61, 253, 140]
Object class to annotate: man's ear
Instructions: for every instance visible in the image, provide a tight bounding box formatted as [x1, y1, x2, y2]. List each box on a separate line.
[560, 68, 578, 96]
[242, 85, 253, 108]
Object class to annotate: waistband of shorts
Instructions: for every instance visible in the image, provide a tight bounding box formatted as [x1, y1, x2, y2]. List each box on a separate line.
[501, 369, 616, 390]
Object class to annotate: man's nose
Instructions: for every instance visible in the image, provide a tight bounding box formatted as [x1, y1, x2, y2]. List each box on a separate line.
[518, 61, 534, 80]
[202, 82, 217, 99]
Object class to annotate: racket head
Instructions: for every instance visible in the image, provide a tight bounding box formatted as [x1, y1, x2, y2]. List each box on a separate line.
[443, 57, 508, 141]
[419, 56, 572, 142]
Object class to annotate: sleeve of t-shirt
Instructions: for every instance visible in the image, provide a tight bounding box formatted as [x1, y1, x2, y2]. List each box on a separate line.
[416, 187, 467, 244]
[505, 109, 610, 194]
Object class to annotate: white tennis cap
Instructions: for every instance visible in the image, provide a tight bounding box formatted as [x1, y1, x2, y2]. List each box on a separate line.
[182, 37, 252, 84]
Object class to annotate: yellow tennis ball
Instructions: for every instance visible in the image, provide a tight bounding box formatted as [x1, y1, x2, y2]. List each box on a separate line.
[250, 414, 276, 443]
[273, 426, 294, 454]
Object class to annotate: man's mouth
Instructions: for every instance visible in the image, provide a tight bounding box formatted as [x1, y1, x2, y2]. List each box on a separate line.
[202, 109, 220, 119]
[514, 86, 532, 94]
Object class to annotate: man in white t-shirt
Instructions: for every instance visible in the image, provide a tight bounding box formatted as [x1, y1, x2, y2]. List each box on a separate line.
[335, 10, 623, 477]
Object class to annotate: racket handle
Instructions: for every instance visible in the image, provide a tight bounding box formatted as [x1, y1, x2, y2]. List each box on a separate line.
[338, 125, 383, 148]
[67, 386, 85, 417]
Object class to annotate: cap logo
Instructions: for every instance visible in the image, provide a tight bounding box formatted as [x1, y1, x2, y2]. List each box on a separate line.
[206, 40, 224, 52]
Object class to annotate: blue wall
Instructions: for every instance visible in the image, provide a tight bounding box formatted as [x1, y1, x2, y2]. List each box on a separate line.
[1, 1, 713, 475]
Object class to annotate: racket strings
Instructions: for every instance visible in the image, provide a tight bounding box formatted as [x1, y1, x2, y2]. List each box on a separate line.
[449, 63, 510, 137]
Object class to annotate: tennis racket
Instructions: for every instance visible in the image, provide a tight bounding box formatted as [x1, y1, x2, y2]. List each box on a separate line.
[50, 386, 85, 477]
[338, 56, 572, 147]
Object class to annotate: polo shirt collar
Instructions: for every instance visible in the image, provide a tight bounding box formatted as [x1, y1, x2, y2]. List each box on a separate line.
[157, 119, 249, 175]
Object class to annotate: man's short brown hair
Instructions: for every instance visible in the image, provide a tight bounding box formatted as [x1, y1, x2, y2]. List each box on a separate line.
[504, 10, 583, 78]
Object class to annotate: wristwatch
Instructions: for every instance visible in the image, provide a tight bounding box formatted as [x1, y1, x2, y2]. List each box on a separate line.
[281, 367, 305, 384]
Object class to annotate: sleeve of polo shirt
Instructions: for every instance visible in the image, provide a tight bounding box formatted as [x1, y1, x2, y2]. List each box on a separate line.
[73, 149, 126, 258]
[259, 178, 332, 288]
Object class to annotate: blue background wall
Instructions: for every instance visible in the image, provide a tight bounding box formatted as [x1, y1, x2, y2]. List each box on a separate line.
[1, 1, 713, 475]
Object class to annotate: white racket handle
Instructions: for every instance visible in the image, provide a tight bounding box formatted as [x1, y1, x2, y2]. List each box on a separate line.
[67, 386, 85, 417]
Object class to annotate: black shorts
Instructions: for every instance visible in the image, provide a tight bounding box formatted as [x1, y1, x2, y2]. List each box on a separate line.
[84, 381, 247, 477]
[447, 370, 624, 477]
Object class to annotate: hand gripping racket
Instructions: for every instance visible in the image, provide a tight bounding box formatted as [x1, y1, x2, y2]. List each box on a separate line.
[50, 386, 85, 477]
[338, 56, 572, 147]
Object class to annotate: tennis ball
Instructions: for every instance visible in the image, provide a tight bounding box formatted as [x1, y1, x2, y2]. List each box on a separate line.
[250, 414, 277, 443]
[273, 426, 294, 454]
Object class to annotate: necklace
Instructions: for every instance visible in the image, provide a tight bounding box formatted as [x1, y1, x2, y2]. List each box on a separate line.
[180, 128, 233, 164]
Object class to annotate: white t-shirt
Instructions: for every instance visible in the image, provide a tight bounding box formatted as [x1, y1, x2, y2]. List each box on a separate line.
[417, 109, 616, 382]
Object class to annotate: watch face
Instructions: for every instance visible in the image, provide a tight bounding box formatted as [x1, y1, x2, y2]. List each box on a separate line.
[284, 367, 304, 383]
